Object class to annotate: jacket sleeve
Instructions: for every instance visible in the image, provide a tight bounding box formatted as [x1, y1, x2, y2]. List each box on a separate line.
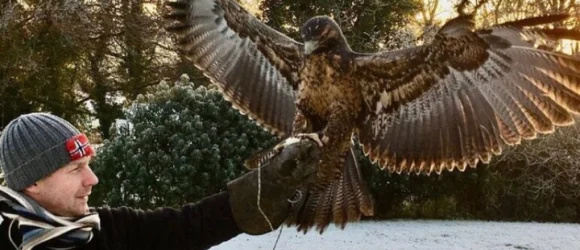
[95, 191, 242, 250]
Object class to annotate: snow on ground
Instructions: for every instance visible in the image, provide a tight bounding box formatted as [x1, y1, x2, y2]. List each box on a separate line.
[212, 220, 580, 250]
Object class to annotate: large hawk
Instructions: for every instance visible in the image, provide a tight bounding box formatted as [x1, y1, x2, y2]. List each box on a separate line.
[164, 0, 580, 233]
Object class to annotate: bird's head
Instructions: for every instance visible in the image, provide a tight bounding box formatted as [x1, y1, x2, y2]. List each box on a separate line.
[300, 16, 350, 55]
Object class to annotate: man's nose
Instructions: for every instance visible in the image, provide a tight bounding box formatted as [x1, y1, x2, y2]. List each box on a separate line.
[83, 166, 99, 187]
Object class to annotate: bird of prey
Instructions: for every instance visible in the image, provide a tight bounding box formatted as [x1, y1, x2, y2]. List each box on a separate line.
[164, 0, 580, 233]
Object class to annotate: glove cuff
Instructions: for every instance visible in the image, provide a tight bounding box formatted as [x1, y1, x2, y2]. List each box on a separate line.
[227, 168, 296, 235]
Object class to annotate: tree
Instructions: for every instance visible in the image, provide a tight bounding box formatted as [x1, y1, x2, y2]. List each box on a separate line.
[0, 1, 92, 128]
[482, 122, 580, 221]
[89, 75, 277, 208]
[258, 0, 419, 52]
[0, 0, 190, 139]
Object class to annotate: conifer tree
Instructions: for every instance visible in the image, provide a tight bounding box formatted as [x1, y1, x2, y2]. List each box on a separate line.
[90, 75, 276, 208]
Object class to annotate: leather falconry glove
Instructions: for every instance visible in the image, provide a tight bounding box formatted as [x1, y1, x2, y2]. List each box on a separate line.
[227, 137, 320, 235]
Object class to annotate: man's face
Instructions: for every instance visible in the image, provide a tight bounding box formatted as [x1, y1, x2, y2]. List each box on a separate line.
[27, 156, 99, 217]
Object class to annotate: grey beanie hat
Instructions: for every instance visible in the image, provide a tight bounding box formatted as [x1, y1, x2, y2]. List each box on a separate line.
[0, 113, 85, 190]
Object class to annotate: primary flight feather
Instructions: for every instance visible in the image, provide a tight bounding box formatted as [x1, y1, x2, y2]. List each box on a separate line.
[164, 0, 580, 233]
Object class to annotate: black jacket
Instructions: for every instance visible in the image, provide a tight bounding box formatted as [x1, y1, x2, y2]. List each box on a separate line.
[0, 191, 242, 250]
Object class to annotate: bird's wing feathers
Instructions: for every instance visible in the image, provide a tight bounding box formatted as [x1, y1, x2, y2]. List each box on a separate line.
[354, 14, 580, 174]
[165, 0, 304, 137]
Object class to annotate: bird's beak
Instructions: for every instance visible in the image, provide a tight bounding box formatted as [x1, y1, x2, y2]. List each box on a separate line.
[304, 41, 319, 55]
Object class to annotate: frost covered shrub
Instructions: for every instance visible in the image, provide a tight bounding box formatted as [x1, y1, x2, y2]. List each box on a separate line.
[90, 75, 276, 208]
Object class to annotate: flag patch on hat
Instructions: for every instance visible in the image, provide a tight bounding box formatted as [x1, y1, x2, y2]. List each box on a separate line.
[66, 134, 94, 161]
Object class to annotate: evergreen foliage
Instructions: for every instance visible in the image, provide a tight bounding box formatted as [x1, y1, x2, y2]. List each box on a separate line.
[90, 75, 276, 208]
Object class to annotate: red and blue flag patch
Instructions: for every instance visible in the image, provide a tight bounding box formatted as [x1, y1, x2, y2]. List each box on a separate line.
[65, 134, 94, 161]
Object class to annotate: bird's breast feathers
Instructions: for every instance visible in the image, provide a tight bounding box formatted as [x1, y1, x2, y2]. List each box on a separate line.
[297, 54, 363, 119]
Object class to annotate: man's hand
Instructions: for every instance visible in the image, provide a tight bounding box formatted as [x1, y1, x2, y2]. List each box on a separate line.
[227, 137, 320, 235]
[267, 137, 320, 186]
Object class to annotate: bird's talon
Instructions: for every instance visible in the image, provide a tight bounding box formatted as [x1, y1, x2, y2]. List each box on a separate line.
[321, 135, 329, 144]
[296, 132, 326, 147]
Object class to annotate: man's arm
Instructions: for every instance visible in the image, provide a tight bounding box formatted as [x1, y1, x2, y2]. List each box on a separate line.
[96, 191, 239, 250]
[92, 138, 320, 250]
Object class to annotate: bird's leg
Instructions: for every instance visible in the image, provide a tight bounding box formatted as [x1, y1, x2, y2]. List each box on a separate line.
[319, 103, 352, 150]
[294, 103, 352, 149]
[310, 103, 354, 182]
[292, 109, 311, 134]
[292, 109, 327, 147]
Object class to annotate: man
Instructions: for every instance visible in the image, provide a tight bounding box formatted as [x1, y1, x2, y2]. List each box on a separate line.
[0, 112, 320, 250]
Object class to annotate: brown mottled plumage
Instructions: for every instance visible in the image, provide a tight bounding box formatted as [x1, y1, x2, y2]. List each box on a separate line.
[164, 0, 580, 234]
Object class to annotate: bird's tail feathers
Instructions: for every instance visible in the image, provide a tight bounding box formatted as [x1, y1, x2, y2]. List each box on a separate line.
[286, 146, 374, 234]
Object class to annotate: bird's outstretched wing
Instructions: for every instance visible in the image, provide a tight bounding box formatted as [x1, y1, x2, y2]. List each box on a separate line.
[354, 14, 580, 174]
[164, 0, 304, 137]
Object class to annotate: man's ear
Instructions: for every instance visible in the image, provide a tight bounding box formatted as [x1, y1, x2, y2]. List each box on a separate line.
[23, 182, 41, 195]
